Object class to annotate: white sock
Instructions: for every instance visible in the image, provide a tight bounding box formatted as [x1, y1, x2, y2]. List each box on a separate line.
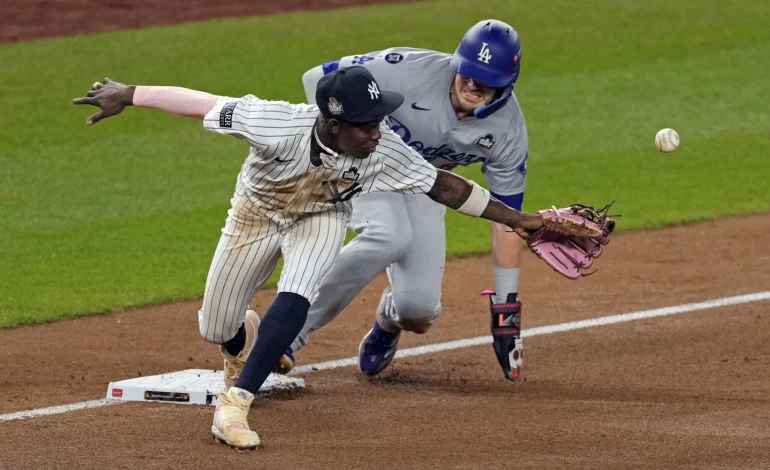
[493, 267, 520, 304]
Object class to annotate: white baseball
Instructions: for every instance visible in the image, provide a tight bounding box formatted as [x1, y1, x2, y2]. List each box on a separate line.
[655, 128, 680, 153]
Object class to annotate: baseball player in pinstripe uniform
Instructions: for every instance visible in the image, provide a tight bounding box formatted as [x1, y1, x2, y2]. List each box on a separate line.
[287, 20, 530, 380]
[74, 66, 548, 449]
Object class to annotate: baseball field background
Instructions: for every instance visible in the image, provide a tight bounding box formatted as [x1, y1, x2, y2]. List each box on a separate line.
[1, 0, 769, 327]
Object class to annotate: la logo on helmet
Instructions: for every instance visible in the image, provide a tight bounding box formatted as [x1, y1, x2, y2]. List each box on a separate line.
[477, 42, 492, 64]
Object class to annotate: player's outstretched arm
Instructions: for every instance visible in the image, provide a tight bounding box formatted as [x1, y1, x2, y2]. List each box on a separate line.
[427, 170, 543, 238]
[73, 77, 219, 126]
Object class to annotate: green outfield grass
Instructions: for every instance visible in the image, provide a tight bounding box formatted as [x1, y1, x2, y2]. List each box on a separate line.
[1, 0, 769, 327]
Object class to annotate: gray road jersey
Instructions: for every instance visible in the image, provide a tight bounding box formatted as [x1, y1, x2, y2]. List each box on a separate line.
[335, 47, 528, 196]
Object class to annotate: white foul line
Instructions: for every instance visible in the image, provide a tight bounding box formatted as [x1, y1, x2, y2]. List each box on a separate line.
[3, 291, 769, 422]
[290, 291, 770, 374]
[0, 399, 117, 422]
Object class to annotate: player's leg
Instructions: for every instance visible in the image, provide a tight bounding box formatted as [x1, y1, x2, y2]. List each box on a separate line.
[382, 193, 447, 332]
[197, 190, 283, 391]
[358, 194, 447, 375]
[197, 229, 280, 343]
[288, 192, 414, 353]
[200, 190, 286, 450]
[486, 221, 525, 380]
[231, 208, 348, 396]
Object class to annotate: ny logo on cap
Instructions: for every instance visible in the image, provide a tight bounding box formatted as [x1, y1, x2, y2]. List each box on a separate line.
[478, 42, 492, 64]
[367, 81, 380, 100]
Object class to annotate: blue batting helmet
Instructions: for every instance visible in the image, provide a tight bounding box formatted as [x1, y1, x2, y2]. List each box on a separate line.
[450, 19, 522, 119]
[451, 19, 522, 88]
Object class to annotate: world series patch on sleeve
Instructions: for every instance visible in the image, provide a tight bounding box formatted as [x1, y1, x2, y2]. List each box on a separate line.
[526, 202, 619, 279]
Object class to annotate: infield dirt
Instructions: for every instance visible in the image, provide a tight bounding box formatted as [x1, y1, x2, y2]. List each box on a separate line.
[1, 2, 769, 468]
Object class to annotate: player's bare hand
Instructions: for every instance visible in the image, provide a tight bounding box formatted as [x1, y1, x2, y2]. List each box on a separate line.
[72, 77, 135, 126]
[509, 213, 543, 239]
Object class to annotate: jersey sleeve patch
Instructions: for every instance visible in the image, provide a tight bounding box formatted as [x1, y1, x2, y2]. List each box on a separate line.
[384, 52, 404, 64]
[219, 102, 237, 128]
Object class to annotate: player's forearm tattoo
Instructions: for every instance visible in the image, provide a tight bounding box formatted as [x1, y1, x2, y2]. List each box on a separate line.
[479, 198, 524, 227]
[428, 170, 473, 209]
[428, 170, 523, 226]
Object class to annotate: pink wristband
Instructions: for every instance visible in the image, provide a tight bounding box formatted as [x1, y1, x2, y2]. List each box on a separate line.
[132, 86, 220, 119]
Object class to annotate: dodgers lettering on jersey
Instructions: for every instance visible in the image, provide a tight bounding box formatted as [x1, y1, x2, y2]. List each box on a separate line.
[202, 95, 437, 225]
[333, 47, 528, 197]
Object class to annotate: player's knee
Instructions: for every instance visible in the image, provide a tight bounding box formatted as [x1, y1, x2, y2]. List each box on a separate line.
[197, 307, 234, 344]
[392, 292, 441, 334]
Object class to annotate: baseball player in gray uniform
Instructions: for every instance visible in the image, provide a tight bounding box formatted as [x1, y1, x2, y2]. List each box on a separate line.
[73, 65, 547, 448]
[286, 20, 529, 380]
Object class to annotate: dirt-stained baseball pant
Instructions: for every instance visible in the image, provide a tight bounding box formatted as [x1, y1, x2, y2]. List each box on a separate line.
[198, 184, 349, 344]
[291, 190, 446, 351]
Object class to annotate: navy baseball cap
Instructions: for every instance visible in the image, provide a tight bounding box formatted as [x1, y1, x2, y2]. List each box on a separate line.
[316, 66, 404, 123]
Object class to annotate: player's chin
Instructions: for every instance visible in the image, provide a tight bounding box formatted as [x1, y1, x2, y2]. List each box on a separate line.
[462, 96, 487, 111]
[352, 147, 376, 159]
[453, 98, 476, 114]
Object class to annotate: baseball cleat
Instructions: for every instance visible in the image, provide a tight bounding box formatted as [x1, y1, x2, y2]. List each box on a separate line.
[273, 349, 295, 375]
[358, 321, 401, 376]
[211, 387, 260, 450]
[222, 310, 260, 392]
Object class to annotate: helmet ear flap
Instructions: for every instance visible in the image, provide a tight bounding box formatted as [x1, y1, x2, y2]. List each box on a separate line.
[473, 83, 514, 120]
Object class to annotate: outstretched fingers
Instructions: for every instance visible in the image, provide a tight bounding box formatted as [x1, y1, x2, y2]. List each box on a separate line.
[71, 95, 106, 125]
[72, 96, 97, 106]
[86, 111, 105, 126]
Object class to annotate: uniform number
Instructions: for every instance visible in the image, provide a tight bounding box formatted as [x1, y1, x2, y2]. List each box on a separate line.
[352, 55, 376, 65]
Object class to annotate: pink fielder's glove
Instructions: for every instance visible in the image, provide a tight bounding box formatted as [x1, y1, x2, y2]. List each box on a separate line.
[527, 202, 618, 280]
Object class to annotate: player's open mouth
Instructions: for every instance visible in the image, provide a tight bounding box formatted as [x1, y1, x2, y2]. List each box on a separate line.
[463, 89, 484, 100]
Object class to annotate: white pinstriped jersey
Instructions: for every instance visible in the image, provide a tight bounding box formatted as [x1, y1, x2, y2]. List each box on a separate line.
[203, 95, 438, 226]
